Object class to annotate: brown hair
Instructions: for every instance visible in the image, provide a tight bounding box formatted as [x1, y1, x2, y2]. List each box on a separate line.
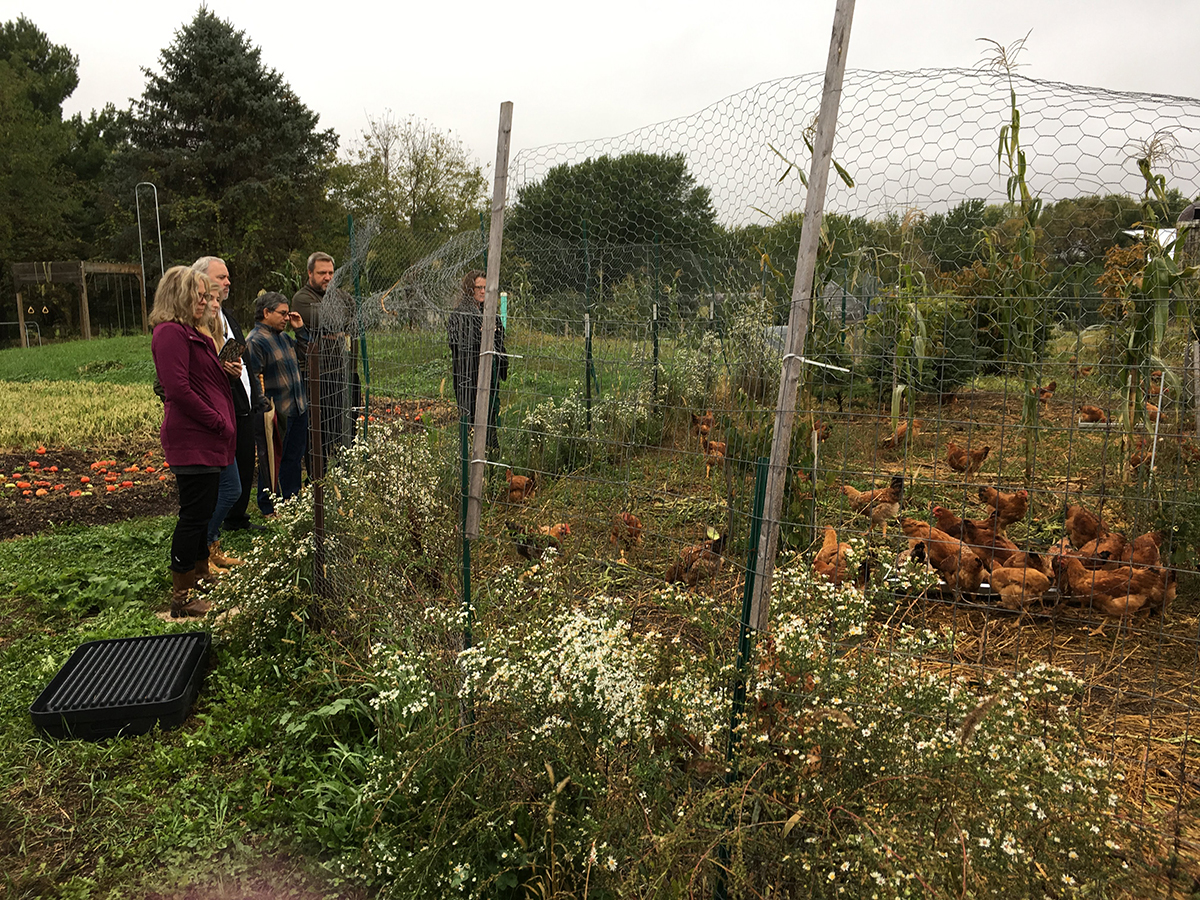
[461, 270, 486, 303]
[148, 266, 209, 329]
[307, 251, 334, 272]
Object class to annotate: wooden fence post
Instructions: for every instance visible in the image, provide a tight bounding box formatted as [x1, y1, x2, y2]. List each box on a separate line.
[749, 0, 856, 632]
[465, 101, 514, 540]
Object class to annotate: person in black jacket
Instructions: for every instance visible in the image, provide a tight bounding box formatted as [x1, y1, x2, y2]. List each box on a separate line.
[191, 256, 265, 537]
[447, 270, 507, 452]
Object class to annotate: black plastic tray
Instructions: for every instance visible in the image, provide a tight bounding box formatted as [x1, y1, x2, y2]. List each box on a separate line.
[30, 631, 210, 740]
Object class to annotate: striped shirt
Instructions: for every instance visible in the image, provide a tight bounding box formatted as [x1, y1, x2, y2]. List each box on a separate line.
[246, 323, 308, 420]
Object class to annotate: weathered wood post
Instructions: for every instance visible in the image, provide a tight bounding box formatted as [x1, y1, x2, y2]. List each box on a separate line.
[465, 101, 513, 540]
[749, 0, 856, 632]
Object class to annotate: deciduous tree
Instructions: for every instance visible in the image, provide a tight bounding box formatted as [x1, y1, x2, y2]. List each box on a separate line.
[335, 112, 486, 236]
[507, 152, 717, 312]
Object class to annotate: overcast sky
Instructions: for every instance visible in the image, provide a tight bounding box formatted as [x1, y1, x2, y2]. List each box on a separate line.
[8, 0, 1200, 174]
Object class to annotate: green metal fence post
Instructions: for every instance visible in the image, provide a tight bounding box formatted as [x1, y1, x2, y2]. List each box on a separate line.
[349, 215, 371, 442]
[584, 219, 593, 431]
[652, 233, 661, 402]
[714, 456, 770, 900]
[460, 416, 474, 729]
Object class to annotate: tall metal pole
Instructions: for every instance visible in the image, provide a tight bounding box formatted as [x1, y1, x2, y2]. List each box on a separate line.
[465, 101, 513, 540]
[134, 182, 165, 299]
[584, 220, 593, 430]
[749, 0, 856, 632]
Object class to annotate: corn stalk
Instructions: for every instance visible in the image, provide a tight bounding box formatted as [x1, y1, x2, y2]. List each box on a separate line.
[1119, 146, 1197, 481]
[982, 35, 1043, 484]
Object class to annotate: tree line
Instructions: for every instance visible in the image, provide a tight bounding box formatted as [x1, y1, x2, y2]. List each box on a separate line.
[2, 10, 1194, 337]
[0, 11, 487, 327]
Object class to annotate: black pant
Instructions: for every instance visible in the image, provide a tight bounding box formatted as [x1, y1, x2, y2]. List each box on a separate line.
[170, 471, 220, 574]
[224, 414, 257, 528]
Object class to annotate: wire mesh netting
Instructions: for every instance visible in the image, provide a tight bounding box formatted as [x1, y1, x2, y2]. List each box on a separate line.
[301, 68, 1200, 886]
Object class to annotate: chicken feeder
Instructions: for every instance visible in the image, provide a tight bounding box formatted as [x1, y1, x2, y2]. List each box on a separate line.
[31, 631, 210, 740]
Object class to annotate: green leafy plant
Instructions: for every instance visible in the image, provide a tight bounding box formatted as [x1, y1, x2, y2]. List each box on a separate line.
[981, 33, 1047, 484]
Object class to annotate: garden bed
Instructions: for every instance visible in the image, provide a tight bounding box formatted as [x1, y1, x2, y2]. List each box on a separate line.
[0, 441, 177, 540]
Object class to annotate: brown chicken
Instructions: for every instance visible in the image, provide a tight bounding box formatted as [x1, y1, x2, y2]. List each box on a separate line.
[538, 523, 572, 540]
[691, 410, 714, 437]
[930, 505, 1019, 569]
[609, 512, 643, 561]
[1129, 438, 1152, 472]
[900, 518, 986, 596]
[989, 557, 1052, 610]
[880, 419, 922, 449]
[813, 419, 831, 443]
[813, 526, 852, 586]
[1119, 530, 1163, 568]
[998, 550, 1051, 576]
[1079, 405, 1108, 424]
[1145, 403, 1162, 425]
[976, 486, 1028, 530]
[506, 469, 536, 503]
[946, 442, 990, 480]
[1052, 554, 1163, 617]
[841, 474, 904, 537]
[1064, 503, 1107, 548]
[1035, 381, 1057, 402]
[1074, 532, 1127, 570]
[702, 437, 727, 478]
[665, 533, 725, 588]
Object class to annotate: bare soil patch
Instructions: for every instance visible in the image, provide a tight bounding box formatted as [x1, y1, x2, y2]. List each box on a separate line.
[0, 440, 177, 540]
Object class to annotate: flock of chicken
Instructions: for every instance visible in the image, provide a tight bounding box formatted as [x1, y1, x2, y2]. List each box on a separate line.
[501, 408, 728, 587]
[832, 469, 1175, 619]
[500, 385, 1182, 618]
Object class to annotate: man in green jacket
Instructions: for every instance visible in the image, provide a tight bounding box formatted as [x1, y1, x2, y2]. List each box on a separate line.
[292, 251, 359, 476]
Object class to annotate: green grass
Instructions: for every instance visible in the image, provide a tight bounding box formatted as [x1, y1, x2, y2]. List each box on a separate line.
[0, 517, 172, 614]
[0, 516, 348, 899]
[0, 335, 157, 385]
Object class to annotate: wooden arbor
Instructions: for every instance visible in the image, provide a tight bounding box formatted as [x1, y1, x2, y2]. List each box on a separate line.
[10, 261, 146, 348]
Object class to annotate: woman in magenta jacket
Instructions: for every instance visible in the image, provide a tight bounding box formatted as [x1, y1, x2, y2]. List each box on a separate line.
[150, 266, 236, 617]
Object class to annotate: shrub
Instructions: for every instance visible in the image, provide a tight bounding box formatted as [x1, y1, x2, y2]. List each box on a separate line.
[728, 293, 781, 402]
[244, 537, 1134, 899]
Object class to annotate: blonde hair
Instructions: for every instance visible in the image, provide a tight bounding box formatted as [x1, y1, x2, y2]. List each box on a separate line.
[196, 275, 225, 352]
[149, 266, 209, 329]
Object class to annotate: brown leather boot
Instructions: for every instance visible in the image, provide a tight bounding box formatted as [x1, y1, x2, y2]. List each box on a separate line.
[170, 569, 210, 618]
[194, 556, 226, 583]
[209, 540, 244, 567]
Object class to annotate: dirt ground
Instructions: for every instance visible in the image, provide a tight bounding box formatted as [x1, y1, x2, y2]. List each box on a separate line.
[0, 398, 456, 542]
[0, 441, 177, 540]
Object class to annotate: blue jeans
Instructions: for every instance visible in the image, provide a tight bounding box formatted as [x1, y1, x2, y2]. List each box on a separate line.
[258, 408, 308, 514]
[206, 463, 241, 544]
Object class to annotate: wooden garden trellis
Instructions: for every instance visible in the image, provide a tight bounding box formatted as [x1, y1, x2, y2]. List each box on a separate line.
[10, 261, 146, 348]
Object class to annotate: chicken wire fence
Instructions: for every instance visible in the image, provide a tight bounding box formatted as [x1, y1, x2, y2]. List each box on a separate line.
[303, 68, 1200, 864]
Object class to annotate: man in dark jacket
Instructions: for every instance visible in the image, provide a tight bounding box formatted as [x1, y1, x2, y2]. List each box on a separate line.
[192, 256, 264, 532]
[292, 251, 359, 477]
